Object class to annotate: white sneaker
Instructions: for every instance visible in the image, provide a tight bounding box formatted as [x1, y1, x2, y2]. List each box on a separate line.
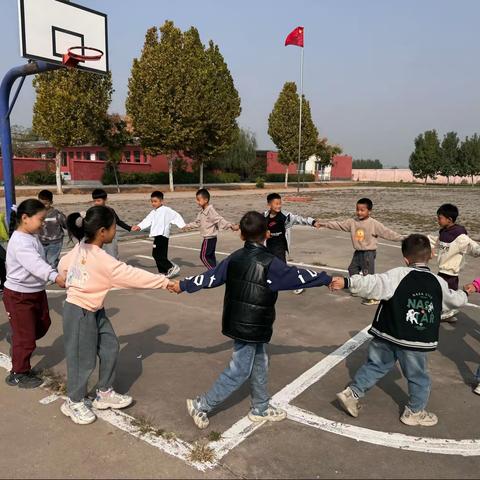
[336, 387, 360, 417]
[362, 299, 381, 306]
[248, 405, 287, 423]
[61, 399, 96, 425]
[186, 398, 209, 429]
[166, 263, 180, 279]
[441, 309, 459, 323]
[473, 384, 480, 395]
[400, 406, 438, 426]
[293, 289, 305, 295]
[92, 388, 133, 410]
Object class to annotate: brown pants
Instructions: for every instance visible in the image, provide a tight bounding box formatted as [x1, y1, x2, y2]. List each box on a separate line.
[3, 288, 51, 373]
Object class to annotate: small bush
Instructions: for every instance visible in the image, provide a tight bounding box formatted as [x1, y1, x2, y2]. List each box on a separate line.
[255, 176, 265, 188]
[264, 173, 315, 183]
[16, 170, 57, 185]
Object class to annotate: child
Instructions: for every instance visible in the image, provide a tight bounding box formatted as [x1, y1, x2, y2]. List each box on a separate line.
[318, 197, 404, 305]
[58, 206, 174, 425]
[428, 204, 480, 322]
[91, 188, 132, 259]
[331, 234, 468, 426]
[463, 278, 480, 395]
[183, 188, 238, 270]
[264, 192, 320, 294]
[3, 199, 65, 388]
[172, 211, 333, 429]
[37, 189, 67, 269]
[131, 191, 186, 277]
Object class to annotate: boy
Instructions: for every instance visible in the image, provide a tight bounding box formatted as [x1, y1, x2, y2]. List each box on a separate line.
[331, 234, 468, 426]
[92, 188, 132, 259]
[428, 203, 480, 322]
[132, 191, 185, 277]
[264, 193, 320, 294]
[317, 198, 404, 305]
[171, 211, 333, 429]
[183, 188, 238, 270]
[38, 190, 67, 269]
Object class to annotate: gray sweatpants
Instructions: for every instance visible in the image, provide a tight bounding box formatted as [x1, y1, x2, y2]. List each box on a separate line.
[348, 250, 376, 276]
[63, 301, 120, 402]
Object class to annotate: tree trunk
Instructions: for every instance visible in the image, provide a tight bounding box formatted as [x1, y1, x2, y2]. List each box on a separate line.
[113, 162, 120, 194]
[446, 175, 450, 185]
[55, 149, 63, 195]
[169, 157, 174, 192]
[472, 175, 475, 186]
[284, 166, 289, 188]
[199, 160, 204, 189]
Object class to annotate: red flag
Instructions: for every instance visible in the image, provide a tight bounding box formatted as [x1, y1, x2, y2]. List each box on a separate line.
[285, 26, 304, 47]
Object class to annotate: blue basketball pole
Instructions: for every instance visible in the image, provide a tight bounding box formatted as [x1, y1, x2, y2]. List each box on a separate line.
[0, 61, 60, 222]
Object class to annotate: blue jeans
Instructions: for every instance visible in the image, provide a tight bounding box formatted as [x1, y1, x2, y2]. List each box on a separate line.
[197, 340, 270, 414]
[43, 241, 63, 269]
[350, 338, 431, 412]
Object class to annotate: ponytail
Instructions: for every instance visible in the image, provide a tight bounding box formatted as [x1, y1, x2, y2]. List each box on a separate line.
[66, 206, 115, 242]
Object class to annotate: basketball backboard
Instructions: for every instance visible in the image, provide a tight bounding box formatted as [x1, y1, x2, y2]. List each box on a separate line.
[18, 0, 108, 74]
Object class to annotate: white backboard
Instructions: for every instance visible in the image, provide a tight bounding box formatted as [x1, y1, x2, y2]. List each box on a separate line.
[18, 0, 108, 74]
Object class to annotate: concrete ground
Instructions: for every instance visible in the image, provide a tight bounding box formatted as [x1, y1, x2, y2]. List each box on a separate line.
[1, 226, 480, 478]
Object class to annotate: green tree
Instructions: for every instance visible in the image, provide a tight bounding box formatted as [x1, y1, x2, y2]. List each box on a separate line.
[32, 69, 112, 193]
[316, 137, 343, 167]
[409, 130, 441, 184]
[458, 134, 480, 184]
[183, 32, 241, 187]
[352, 158, 383, 169]
[268, 82, 318, 187]
[10, 125, 41, 157]
[98, 114, 133, 192]
[213, 128, 258, 180]
[439, 131, 460, 184]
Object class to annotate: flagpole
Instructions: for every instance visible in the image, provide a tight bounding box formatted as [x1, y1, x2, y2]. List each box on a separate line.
[296, 45, 304, 194]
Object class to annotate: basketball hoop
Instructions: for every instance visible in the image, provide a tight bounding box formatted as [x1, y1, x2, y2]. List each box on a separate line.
[62, 46, 104, 68]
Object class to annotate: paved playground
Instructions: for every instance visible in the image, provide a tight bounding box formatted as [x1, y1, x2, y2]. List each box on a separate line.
[1, 207, 480, 478]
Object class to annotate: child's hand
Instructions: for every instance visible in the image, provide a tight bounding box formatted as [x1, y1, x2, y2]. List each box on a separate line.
[464, 283, 477, 294]
[55, 274, 66, 288]
[131, 225, 141, 232]
[314, 219, 323, 229]
[329, 277, 345, 291]
[167, 280, 182, 294]
[231, 224, 240, 232]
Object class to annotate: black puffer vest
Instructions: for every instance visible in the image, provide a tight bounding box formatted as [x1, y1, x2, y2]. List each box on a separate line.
[222, 242, 278, 343]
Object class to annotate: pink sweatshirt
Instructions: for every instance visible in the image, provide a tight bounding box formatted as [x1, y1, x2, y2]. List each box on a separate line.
[472, 278, 480, 292]
[58, 243, 170, 312]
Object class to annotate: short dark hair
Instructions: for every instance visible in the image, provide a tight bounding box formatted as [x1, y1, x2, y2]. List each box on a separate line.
[16, 199, 46, 226]
[357, 198, 373, 210]
[66, 206, 115, 242]
[401, 234, 432, 263]
[151, 190, 164, 200]
[437, 203, 458, 222]
[240, 211, 267, 242]
[267, 193, 281, 203]
[196, 188, 210, 201]
[92, 188, 108, 200]
[38, 190, 53, 202]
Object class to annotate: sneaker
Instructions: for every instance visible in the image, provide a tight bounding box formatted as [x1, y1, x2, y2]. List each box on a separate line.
[186, 398, 209, 429]
[166, 263, 180, 279]
[336, 387, 360, 417]
[362, 299, 381, 306]
[473, 384, 480, 395]
[5, 371, 43, 389]
[441, 309, 459, 323]
[400, 406, 438, 426]
[92, 388, 133, 410]
[248, 405, 287, 423]
[61, 399, 97, 425]
[293, 289, 305, 295]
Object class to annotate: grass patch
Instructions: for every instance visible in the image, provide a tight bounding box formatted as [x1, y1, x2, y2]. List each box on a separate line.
[38, 369, 67, 395]
[189, 440, 216, 463]
[130, 415, 176, 441]
[207, 431, 222, 442]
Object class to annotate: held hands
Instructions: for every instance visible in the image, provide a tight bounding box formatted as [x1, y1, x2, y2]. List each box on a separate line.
[131, 225, 141, 232]
[329, 276, 345, 291]
[167, 280, 182, 294]
[55, 274, 66, 289]
[313, 219, 323, 229]
[464, 283, 477, 294]
[230, 224, 240, 232]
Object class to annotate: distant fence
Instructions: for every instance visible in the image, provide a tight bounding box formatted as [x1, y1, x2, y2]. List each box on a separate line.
[352, 168, 480, 184]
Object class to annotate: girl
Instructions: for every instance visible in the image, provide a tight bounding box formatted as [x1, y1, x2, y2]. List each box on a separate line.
[3, 199, 65, 388]
[58, 206, 173, 425]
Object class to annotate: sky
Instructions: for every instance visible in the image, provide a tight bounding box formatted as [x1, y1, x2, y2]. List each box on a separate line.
[1, 0, 480, 166]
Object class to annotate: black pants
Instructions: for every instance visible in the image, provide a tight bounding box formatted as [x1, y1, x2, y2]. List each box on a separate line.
[200, 237, 217, 270]
[348, 250, 376, 276]
[152, 235, 173, 274]
[438, 272, 459, 290]
[266, 240, 287, 263]
[0, 245, 6, 289]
